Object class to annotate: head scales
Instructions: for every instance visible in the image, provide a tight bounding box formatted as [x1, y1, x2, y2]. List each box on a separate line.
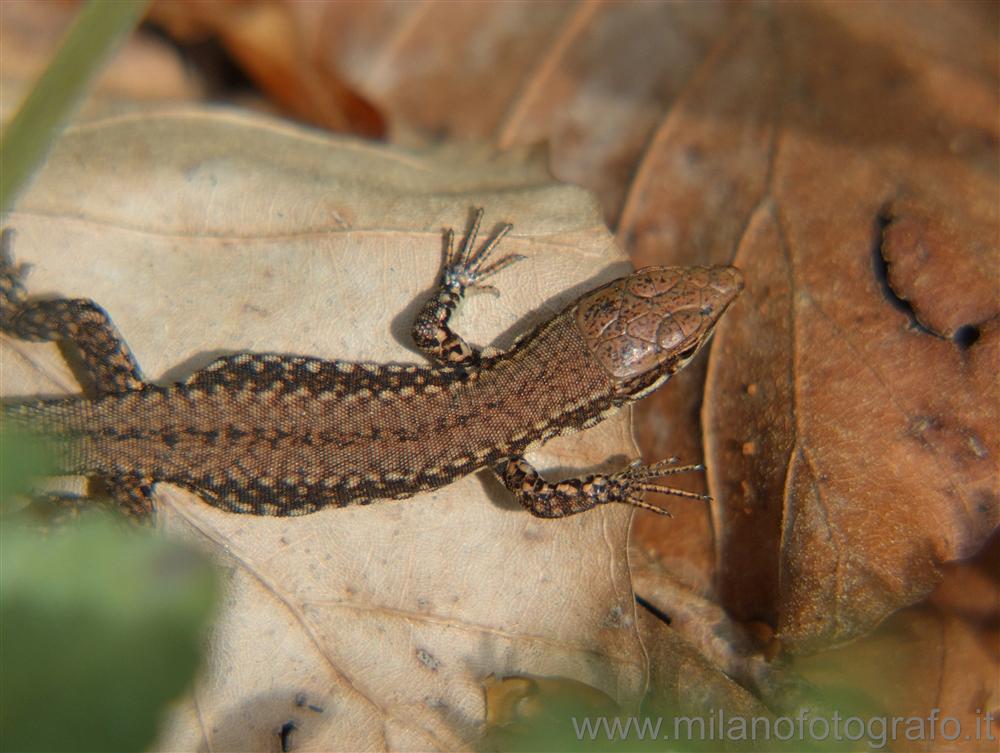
[574, 265, 743, 401]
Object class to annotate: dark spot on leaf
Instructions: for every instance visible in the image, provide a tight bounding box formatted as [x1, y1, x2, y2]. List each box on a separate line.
[952, 324, 980, 349]
[415, 648, 441, 671]
[974, 490, 998, 515]
[278, 721, 297, 752]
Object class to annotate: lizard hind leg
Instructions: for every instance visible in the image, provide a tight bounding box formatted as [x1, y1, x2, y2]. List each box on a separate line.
[93, 475, 158, 523]
[0, 228, 146, 395]
[10, 477, 156, 528]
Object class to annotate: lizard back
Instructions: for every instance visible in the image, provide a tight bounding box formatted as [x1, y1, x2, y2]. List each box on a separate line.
[7, 309, 618, 515]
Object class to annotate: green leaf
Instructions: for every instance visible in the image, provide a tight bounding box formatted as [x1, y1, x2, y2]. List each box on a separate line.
[0, 423, 53, 510]
[0, 517, 217, 752]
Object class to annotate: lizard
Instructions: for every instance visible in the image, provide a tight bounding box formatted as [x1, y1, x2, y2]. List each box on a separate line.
[0, 209, 743, 520]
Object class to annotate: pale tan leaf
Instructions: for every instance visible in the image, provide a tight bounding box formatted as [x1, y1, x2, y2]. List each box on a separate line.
[2, 109, 649, 751]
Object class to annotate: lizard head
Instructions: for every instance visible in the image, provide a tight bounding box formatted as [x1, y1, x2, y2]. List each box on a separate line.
[575, 265, 743, 401]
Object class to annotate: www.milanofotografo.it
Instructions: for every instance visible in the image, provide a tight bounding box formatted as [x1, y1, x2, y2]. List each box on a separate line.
[570, 708, 996, 749]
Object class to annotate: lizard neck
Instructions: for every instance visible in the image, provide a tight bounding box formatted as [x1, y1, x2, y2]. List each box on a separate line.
[474, 307, 620, 455]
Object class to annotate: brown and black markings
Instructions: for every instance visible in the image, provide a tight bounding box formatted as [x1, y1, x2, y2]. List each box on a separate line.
[1, 209, 743, 519]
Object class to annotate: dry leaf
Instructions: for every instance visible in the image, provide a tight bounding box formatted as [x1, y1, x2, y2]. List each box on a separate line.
[702, 3, 998, 650]
[149, 0, 385, 136]
[1, 109, 652, 750]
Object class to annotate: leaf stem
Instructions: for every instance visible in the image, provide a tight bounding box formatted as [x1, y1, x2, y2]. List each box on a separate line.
[0, 0, 150, 215]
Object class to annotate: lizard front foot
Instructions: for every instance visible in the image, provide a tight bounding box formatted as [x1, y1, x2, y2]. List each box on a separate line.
[498, 456, 710, 518]
[440, 207, 523, 296]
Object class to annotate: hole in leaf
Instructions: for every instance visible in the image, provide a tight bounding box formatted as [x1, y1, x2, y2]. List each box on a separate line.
[635, 594, 671, 625]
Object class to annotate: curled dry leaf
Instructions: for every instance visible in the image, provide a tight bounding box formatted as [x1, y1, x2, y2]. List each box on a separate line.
[149, 0, 385, 136]
[631, 551, 817, 718]
[0, 109, 653, 750]
[638, 608, 775, 742]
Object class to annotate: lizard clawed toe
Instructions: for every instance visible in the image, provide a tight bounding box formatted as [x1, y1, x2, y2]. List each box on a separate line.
[624, 493, 674, 517]
[621, 458, 706, 481]
[614, 458, 712, 515]
[443, 208, 524, 293]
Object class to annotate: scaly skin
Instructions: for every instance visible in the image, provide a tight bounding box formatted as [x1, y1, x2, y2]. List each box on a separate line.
[0, 211, 742, 519]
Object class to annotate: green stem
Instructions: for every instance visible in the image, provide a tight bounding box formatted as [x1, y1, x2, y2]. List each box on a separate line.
[0, 0, 150, 215]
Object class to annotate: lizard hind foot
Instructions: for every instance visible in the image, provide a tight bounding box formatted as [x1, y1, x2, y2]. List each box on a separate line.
[0, 228, 146, 393]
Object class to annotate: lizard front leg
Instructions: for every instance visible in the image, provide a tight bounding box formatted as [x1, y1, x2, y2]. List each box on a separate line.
[411, 208, 523, 367]
[1, 229, 156, 520]
[0, 229, 146, 395]
[496, 457, 710, 518]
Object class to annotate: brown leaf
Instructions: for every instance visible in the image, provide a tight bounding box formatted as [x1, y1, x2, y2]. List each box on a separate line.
[149, 0, 385, 137]
[2, 110, 649, 750]
[702, 3, 998, 650]
[306, 0, 1000, 653]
